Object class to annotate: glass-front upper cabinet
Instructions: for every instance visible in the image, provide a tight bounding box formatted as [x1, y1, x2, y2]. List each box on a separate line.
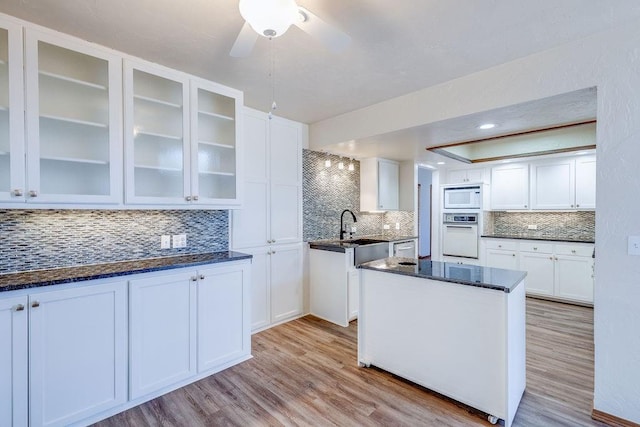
[0, 17, 25, 203]
[124, 60, 190, 204]
[190, 78, 242, 205]
[24, 29, 122, 204]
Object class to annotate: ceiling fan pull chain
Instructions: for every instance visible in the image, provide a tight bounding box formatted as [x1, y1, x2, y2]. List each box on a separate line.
[269, 37, 277, 119]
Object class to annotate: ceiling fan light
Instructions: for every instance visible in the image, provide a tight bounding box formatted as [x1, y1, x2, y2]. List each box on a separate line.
[239, 0, 299, 38]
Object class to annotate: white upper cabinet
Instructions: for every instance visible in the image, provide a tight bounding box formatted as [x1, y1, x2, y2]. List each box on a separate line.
[530, 158, 575, 209]
[445, 167, 486, 184]
[490, 163, 529, 210]
[0, 18, 25, 203]
[124, 60, 243, 206]
[361, 158, 399, 211]
[575, 155, 596, 209]
[24, 28, 123, 204]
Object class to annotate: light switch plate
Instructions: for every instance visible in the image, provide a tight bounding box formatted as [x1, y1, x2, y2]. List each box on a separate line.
[172, 234, 187, 248]
[527, 224, 538, 230]
[628, 236, 640, 255]
[161, 235, 171, 249]
[383, 224, 390, 230]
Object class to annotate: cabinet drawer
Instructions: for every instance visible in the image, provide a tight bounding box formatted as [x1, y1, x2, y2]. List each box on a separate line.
[555, 244, 594, 257]
[519, 242, 553, 254]
[484, 239, 518, 251]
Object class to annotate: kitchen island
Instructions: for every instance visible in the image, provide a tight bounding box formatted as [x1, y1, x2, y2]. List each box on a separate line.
[358, 257, 526, 427]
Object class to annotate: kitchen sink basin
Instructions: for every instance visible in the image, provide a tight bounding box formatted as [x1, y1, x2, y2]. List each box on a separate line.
[340, 238, 387, 245]
[353, 241, 389, 265]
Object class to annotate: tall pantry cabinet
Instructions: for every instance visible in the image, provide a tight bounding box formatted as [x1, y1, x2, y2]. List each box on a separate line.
[232, 107, 305, 332]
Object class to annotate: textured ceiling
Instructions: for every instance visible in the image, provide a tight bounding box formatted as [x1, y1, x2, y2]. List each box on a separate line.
[1, 0, 639, 125]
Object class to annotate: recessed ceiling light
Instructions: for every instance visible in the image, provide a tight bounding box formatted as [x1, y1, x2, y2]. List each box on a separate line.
[478, 123, 495, 130]
[437, 161, 445, 165]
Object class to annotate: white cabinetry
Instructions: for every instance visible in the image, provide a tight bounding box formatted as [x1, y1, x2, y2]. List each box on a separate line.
[29, 281, 128, 427]
[554, 244, 594, 303]
[575, 155, 596, 209]
[232, 108, 304, 332]
[484, 239, 518, 270]
[23, 28, 122, 204]
[360, 158, 399, 211]
[530, 158, 575, 209]
[125, 60, 242, 206]
[446, 167, 486, 184]
[0, 18, 25, 203]
[518, 242, 555, 297]
[0, 295, 28, 427]
[490, 163, 529, 210]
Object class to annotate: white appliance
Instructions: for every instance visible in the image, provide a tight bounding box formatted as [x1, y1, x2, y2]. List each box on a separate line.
[443, 186, 481, 209]
[393, 240, 416, 258]
[442, 213, 479, 258]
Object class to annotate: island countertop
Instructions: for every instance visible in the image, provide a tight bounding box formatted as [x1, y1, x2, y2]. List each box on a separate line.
[0, 251, 252, 293]
[359, 257, 526, 293]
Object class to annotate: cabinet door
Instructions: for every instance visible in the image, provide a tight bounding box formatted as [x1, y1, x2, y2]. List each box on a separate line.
[465, 168, 485, 183]
[530, 159, 575, 209]
[242, 248, 271, 332]
[575, 155, 596, 209]
[348, 269, 360, 321]
[0, 295, 28, 427]
[124, 60, 190, 204]
[446, 169, 469, 184]
[0, 19, 25, 203]
[197, 262, 250, 372]
[129, 271, 196, 399]
[491, 164, 529, 210]
[378, 159, 399, 210]
[270, 117, 302, 244]
[190, 78, 242, 206]
[555, 255, 594, 303]
[25, 29, 123, 204]
[519, 252, 555, 296]
[270, 243, 303, 323]
[29, 281, 127, 427]
[485, 249, 518, 270]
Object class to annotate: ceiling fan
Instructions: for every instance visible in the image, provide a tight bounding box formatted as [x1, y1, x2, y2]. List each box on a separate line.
[230, 0, 351, 57]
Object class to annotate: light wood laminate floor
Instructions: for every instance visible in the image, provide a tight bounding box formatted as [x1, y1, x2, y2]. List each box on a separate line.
[95, 298, 604, 426]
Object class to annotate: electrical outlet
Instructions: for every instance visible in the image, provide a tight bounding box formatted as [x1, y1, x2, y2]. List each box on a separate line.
[172, 234, 187, 248]
[351, 226, 357, 233]
[527, 225, 538, 230]
[395, 222, 400, 230]
[383, 224, 390, 230]
[160, 235, 171, 249]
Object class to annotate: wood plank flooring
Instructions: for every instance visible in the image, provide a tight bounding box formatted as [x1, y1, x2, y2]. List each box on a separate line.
[95, 298, 605, 427]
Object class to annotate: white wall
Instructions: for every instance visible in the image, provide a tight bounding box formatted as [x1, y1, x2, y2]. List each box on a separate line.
[418, 167, 432, 256]
[310, 19, 640, 423]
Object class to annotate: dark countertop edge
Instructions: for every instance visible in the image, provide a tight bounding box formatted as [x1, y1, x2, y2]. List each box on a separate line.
[308, 235, 418, 252]
[0, 251, 252, 293]
[308, 243, 348, 253]
[358, 258, 527, 293]
[481, 235, 595, 244]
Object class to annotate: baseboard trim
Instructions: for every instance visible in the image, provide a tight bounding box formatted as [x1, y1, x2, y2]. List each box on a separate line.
[592, 409, 640, 427]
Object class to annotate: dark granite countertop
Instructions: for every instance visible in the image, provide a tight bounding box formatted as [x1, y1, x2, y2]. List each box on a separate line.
[0, 251, 252, 293]
[359, 257, 526, 293]
[481, 234, 595, 244]
[309, 235, 417, 252]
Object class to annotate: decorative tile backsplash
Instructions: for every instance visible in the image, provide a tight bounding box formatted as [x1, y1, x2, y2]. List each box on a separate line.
[303, 150, 415, 241]
[0, 210, 228, 273]
[484, 211, 595, 241]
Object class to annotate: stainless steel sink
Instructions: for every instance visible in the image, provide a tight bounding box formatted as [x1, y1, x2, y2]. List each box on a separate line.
[340, 238, 387, 245]
[353, 241, 389, 265]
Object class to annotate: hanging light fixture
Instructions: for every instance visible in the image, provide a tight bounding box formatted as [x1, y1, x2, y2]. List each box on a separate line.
[239, 0, 299, 38]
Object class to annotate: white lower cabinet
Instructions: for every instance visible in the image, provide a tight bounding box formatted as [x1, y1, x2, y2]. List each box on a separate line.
[0, 295, 28, 427]
[555, 250, 594, 303]
[29, 281, 128, 427]
[129, 271, 197, 400]
[484, 240, 518, 270]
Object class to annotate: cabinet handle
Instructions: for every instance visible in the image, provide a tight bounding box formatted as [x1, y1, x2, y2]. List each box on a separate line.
[15, 304, 25, 312]
[576, 204, 580, 208]
[549, 256, 553, 260]
[571, 250, 576, 254]
[29, 190, 38, 198]
[512, 254, 515, 257]
[272, 251, 276, 254]
[533, 247, 538, 250]
[13, 189, 23, 197]
[193, 195, 199, 201]
[199, 274, 205, 280]
[498, 245, 502, 248]
[272, 239, 276, 243]
[185, 196, 192, 202]
[31, 301, 40, 308]
[524, 204, 527, 208]
[571, 204, 574, 208]
[191, 276, 198, 281]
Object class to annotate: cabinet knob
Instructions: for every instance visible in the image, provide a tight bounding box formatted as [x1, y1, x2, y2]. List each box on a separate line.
[512, 254, 515, 257]
[15, 304, 25, 312]
[498, 245, 502, 248]
[12, 189, 23, 197]
[29, 190, 38, 198]
[571, 204, 574, 208]
[272, 250, 276, 255]
[524, 204, 527, 208]
[193, 195, 199, 201]
[549, 256, 553, 260]
[185, 196, 192, 202]
[533, 247, 538, 250]
[576, 204, 580, 208]
[571, 249, 576, 254]
[191, 276, 198, 282]
[31, 301, 40, 308]
[199, 274, 205, 280]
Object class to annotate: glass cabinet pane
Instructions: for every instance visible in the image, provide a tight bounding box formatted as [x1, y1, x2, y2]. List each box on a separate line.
[36, 41, 111, 196]
[132, 69, 185, 198]
[0, 28, 10, 193]
[195, 88, 236, 200]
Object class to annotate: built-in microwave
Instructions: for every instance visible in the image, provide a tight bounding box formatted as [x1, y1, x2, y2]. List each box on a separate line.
[443, 186, 481, 209]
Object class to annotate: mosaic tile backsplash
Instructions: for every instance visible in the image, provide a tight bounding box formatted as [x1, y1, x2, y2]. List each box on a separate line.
[303, 150, 415, 241]
[0, 210, 228, 274]
[484, 211, 595, 241]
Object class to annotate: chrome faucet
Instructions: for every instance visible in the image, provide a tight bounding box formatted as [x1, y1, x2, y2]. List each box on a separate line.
[340, 209, 357, 240]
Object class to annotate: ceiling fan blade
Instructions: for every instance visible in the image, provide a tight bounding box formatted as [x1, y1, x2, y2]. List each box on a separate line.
[230, 22, 259, 57]
[294, 7, 351, 53]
